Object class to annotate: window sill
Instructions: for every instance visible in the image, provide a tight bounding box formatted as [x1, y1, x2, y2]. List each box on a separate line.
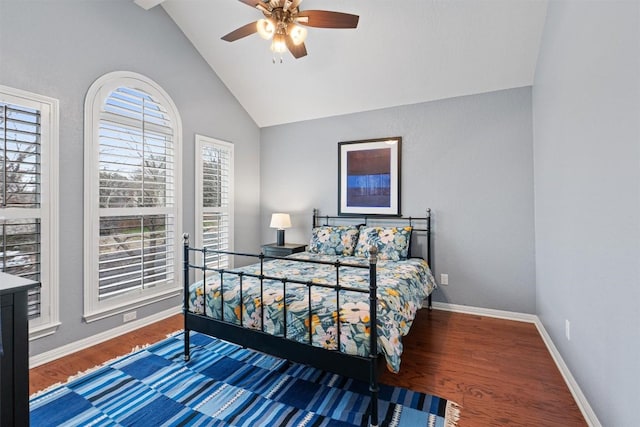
[83, 286, 181, 323]
[29, 321, 62, 341]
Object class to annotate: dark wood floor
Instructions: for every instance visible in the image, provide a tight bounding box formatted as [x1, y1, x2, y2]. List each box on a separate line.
[30, 309, 586, 426]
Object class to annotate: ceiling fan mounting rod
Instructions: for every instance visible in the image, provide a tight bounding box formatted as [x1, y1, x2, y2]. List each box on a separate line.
[268, 6, 298, 34]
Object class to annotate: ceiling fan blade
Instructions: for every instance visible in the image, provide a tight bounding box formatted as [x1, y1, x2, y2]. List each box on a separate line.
[285, 36, 307, 59]
[283, 0, 301, 11]
[221, 21, 258, 42]
[239, 0, 272, 14]
[296, 10, 359, 28]
[238, 0, 261, 7]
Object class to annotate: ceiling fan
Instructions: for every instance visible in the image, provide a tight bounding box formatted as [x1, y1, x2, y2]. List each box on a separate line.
[221, 0, 359, 60]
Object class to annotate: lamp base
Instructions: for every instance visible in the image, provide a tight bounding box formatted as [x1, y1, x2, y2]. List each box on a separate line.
[276, 229, 285, 246]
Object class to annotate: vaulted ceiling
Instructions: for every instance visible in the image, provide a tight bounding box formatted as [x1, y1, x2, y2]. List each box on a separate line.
[140, 0, 548, 127]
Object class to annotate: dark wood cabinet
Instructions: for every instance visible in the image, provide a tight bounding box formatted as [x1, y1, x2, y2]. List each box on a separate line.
[1, 273, 37, 427]
[261, 243, 306, 257]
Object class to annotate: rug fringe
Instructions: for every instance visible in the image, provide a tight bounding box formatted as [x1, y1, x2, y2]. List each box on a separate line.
[166, 330, 183, 338]
[30, 342, 153, 399]
[29, 381, 65, 400]
[445, 400, 462, 427]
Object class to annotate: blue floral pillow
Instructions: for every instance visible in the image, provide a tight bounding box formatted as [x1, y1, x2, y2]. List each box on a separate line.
[308, 226, 360, 256]
[353, 226, 412, 261]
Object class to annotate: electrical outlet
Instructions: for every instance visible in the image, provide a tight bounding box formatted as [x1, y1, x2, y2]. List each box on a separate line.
[440, 273, 449, 285]
[565, 319, 571, 341]
[123, 311, 137, 323]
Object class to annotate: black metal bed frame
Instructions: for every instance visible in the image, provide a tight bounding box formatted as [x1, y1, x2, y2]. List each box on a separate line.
[182, 209, 432, 427]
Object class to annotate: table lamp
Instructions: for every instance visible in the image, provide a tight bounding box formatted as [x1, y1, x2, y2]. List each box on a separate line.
[270, 213, 291, 246]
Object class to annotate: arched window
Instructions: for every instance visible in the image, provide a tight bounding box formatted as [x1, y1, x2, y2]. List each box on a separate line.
[84, 72, 182, 322]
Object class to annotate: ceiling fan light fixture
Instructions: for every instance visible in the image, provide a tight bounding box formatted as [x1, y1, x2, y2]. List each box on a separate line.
[270, 33, 287, 53]
[224, 0, 360, 60]
[288, 24, 307, 45]
[256, 18, 275, 40]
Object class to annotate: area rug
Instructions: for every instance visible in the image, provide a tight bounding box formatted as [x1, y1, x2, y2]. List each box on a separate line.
[30, 332, 460, 426]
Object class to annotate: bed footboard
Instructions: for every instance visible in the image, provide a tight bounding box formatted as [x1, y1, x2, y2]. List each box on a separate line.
[182, 234, 383, 426]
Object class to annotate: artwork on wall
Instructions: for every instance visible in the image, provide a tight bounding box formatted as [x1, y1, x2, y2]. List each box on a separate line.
[338, 137, 401, 216]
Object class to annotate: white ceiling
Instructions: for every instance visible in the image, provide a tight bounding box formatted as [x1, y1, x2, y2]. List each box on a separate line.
[156, 0, 548, 128]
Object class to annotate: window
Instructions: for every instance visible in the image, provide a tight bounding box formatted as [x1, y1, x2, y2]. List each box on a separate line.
[0, 85, 59, 339]
[84, 72, 182, 322]
[195, 135, 234, 271]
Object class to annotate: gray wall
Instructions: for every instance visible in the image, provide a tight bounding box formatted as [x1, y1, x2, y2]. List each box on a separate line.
[0, 0, 261, 356]
[533, 1, 640, 425]
[261, 88, 536, 313]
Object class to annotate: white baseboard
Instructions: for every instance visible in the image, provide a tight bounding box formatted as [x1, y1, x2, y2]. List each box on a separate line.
[532, 317, 602, 427]
[431, 301, 537, 323]
[29, 306, 182, 368]
[430, 302, 601, 427]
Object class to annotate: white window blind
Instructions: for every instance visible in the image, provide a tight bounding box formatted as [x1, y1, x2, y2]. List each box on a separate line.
[0, 102, 42, 318]
[196, 136, 234, 270]
[84, 72, 182, 322]
[98, 88, 175, 299]
[1, 104, 40, 207]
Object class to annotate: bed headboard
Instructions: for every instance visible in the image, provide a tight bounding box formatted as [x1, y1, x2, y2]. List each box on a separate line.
[311, 208, 432, 265]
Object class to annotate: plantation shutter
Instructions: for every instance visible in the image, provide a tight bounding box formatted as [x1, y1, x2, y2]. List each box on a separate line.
[0, 103, 42, 318]
[97, 87, 175, 300]
[200, 140, 233, 269]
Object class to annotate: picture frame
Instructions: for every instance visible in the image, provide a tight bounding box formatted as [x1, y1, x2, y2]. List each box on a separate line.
[338, 137, 401, 216]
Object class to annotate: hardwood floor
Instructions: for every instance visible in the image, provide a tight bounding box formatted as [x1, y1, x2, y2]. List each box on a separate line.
[381, 310, 586, 426]
[30, 310, 586, 426]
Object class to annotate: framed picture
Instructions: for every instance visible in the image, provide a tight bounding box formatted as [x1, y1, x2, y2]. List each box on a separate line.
[338, 137, 401, 216]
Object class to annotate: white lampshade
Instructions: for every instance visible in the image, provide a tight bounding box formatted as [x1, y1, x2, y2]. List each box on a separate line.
[257, 18, 275, 40]
[270, 33, 287, 53]
[270, 213, 292, 229]
[288, 24, 307, 46]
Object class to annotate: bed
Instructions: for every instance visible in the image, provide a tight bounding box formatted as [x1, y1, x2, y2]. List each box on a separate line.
[182, 209, 436, 426]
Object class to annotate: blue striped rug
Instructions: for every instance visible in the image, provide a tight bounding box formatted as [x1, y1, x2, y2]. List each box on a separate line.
[30, 332, 460, 426]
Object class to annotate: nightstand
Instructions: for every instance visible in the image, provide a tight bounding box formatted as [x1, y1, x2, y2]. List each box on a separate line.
[262, 243, 306, 257]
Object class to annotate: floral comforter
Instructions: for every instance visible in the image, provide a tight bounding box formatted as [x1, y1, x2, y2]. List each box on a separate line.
[187, 252, 436, 373]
